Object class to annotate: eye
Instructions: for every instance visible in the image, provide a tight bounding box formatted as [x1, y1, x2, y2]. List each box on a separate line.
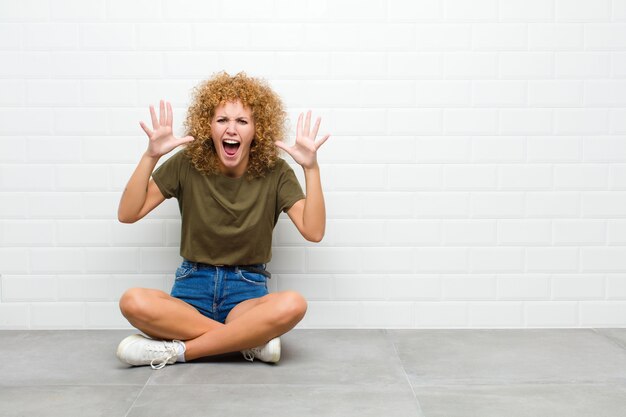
[216, 117, 227, 123]
[237, 119, 248, 125]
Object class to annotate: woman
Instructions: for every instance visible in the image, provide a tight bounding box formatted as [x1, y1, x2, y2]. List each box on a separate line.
[115, 72, 329, 369]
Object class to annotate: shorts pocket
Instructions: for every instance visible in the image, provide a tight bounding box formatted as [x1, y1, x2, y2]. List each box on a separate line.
[175, 263, 196, 281]
[238, 269, 267, 286]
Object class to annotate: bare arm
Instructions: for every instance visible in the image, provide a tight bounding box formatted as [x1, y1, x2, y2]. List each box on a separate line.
[286, 164, 325, 242]
[117, 156, 165, 223]
[117, 100, 194, 223]
[277, 111, 330, 242]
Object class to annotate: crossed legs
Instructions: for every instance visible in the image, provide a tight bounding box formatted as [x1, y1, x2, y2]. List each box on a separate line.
[118, 288, 307, 361]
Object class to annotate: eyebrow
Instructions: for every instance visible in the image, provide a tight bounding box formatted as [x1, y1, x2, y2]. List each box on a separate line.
[216, 115, 250, 120]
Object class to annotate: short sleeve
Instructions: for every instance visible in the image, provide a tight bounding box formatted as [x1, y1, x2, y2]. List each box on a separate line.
[151, 150, 189, 199]
[276, 160, 305, 213]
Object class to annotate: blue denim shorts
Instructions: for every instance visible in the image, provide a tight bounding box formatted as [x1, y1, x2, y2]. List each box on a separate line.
[170, 259, 270, 324]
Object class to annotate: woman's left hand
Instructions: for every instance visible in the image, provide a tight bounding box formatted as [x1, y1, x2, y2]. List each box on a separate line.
[275, 111, 330, 169]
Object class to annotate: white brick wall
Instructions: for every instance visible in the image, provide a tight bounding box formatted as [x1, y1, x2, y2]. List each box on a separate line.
[1, 0, 626, 329]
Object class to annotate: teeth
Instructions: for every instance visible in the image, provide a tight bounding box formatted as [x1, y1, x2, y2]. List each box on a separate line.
[224, 140, 239, 145]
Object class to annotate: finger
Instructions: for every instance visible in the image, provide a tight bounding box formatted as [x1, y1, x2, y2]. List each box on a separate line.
[166, 102, 173, 127]
[274, 140, 289, 153]
[159, 100, 166, 126]
[176, 135, 195, 146]
[304, 110, 311, 136]
[139, 121, 153, 137]
[311, 117, 321, 140]
[314, 134, 330, 150]
[296, 113, 303, 139]
[150, 105, 158, 129]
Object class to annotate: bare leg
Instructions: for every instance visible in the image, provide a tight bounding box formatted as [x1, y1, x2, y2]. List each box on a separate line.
[119, 288, 222, 340]
[183, 291, 307, 361]
[119, 288, 307, 361]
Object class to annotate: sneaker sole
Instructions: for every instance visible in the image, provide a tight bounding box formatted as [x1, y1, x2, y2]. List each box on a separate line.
[267, 337, 281, 363]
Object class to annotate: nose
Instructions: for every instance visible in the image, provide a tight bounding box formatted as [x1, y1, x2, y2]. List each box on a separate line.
[225, 121, 237, 135]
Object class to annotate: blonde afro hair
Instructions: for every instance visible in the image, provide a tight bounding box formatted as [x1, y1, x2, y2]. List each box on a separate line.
[183, 71, 286, 178]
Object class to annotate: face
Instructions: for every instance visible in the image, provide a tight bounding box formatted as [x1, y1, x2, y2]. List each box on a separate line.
[210, 100, 255, 178]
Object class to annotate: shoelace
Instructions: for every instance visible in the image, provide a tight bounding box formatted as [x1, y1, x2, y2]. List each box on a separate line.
[242, 347, 261, 362]
[149, 340, 184, 370]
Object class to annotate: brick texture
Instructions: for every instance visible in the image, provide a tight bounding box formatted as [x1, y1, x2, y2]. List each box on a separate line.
[1, 0, 625, 328]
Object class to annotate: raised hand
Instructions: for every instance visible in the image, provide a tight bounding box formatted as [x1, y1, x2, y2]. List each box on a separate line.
[140, 100, 194, 158]
[275, 110, 330, 169]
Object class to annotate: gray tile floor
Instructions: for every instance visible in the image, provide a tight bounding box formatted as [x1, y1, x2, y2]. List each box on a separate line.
[1, 329, 625, 417]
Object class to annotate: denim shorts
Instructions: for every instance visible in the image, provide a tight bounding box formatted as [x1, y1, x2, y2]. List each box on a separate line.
[170, 259, 270, 324]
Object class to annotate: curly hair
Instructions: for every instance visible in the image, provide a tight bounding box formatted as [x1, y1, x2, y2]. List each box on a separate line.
[183, 72, 286, 178]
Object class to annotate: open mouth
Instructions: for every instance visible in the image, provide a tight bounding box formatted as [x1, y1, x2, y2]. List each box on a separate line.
[223, 139, 240, 157]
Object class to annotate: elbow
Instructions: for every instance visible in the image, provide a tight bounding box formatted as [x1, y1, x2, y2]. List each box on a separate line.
[305, 230, 325, 243]
[117, 211, 137, 224]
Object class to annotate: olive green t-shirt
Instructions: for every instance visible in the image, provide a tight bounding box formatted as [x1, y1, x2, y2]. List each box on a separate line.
[151, 150, 304, 265]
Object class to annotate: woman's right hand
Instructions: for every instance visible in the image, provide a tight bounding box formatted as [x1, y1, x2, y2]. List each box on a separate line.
[140, 100, 194, 158]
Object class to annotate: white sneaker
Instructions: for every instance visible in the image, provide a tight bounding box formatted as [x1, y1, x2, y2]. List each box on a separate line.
[241, 337, 281, 363]
[116, 334, 184, 370]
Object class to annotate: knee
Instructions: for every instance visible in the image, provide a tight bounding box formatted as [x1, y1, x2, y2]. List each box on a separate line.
[275, 291, 307, 325]
[119, 288, 153, 322]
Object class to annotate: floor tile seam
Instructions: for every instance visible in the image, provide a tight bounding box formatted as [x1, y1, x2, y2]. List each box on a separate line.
[122, 368, 155, 417]
[0, 383, 148, 388]
[384, 329, 426, 417]
[592, 328, 626, 351]
[409, 379, 626, 388]
[142, 382, 415, 388]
